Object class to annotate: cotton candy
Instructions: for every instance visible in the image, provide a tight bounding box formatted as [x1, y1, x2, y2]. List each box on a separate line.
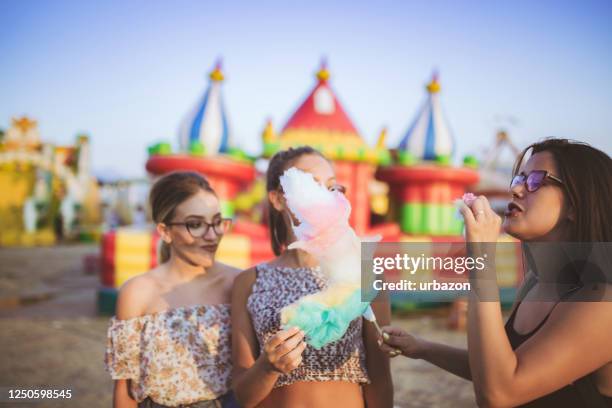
[279, 167, 380, 349]
[454, 192, 478, 220]
[462, 192, 477, 207]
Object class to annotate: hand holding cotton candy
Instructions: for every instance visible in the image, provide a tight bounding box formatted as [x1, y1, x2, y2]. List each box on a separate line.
[454, 192, 478, 219]
[462, 192, 477, 207]
[278, 167, 381, 349]
[453, 192, 479, 237]
[455, 192, 477, 208]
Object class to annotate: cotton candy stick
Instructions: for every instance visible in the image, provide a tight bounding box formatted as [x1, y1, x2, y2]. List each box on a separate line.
[362, 305, 387, 340]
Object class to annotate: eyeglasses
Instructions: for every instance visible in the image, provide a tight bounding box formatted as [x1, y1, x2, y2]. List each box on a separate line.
[166, 218, 232, 238]
[510, 170, 564, 193]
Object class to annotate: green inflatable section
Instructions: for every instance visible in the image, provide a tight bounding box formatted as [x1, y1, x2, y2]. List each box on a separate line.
[220, 200, 234, 218]
[401, 203, 463, 235]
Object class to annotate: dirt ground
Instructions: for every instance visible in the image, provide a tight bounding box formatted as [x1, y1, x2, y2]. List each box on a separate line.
[0, 245, 476, 408]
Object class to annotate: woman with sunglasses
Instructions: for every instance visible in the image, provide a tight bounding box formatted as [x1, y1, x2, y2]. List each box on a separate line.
[231, 146, 393, 408]
[105, 171, 240, 408]
[379, 138, 612, 407]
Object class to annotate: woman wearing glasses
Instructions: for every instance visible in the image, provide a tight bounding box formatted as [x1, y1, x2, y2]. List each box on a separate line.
[231, 146, 393, 408]
[105, 171, 240, 408]
[379, 138, 612, 407]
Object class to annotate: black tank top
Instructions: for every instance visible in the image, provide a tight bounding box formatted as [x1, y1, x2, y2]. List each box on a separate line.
[504, 287, 612, 407]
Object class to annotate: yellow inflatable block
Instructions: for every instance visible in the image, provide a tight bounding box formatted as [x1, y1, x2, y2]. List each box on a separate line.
[116, 229, 154, 251]
[217, 234, 250, 269]
[216, 254, 249, 270]
[116, 270, 147, 287]
[218, 235, 250, 255]
[115, 254, 151, 273]
[115, 229, 151, 283]
[399, 235, 433, 242]
[36, 230, 55, 246]
[20, 233, 37, 247]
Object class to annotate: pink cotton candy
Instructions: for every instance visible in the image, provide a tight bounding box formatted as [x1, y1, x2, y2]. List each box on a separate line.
[462, 192, 477, 207]
[280, 167, 371, 284]
[294, 193, 350, 236]
[291, 194, 352, 257]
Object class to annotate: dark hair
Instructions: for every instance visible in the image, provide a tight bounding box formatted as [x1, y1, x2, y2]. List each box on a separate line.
[513, 138, 612, 241]
[149, 171, 217, 262]
[266, 146, 327, 255]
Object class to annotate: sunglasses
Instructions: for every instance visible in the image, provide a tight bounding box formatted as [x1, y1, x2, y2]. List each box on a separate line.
[166, 218, 232, 238]
[510, 170, 564, 193]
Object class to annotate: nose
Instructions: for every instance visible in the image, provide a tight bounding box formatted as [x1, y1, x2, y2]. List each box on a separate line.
[510, 179, 526, 198]
[204, 225, 218, 240]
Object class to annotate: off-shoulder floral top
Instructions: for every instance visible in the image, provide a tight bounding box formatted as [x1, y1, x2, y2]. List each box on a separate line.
[105, 304, 231, 407]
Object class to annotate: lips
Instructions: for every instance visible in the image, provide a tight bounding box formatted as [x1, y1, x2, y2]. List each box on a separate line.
[200, 244, 218, 252]
[504, 202, 524, 217]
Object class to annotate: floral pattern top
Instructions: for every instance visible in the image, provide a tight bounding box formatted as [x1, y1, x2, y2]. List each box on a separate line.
[105, 304, 231, 406]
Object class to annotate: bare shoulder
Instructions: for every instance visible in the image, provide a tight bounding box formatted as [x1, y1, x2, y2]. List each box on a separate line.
[215, 261, 242, 281]
[567, 283, 612, 306]
[548, 284, 612, 332]
[115, 270, 161, 320]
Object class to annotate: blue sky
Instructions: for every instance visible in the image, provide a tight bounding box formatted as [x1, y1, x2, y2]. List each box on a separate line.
[1, 0, 611, 177]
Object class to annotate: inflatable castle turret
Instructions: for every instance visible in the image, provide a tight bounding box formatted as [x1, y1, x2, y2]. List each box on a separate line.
[263, 60, 390, 235]
[146, 60, 255, 218]
[377, 73, 479, 236]
[100, 61, 265, 313]
[178, 60, 231, 154]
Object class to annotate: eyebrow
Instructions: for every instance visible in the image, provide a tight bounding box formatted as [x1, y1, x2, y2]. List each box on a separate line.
[312, 176, 336, 184]
[183, 213, 222, 221]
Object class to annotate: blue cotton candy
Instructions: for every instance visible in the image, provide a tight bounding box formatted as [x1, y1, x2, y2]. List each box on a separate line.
[283, 289, 370, 349]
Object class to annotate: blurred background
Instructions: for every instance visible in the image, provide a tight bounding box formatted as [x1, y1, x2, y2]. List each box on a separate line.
[1, 0, 610, 406]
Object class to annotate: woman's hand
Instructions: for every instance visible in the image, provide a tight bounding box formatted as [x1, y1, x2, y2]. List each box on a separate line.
[459, 195, 502, 242]
[378, 326, 428, 359]
[259, 327, 307, 374]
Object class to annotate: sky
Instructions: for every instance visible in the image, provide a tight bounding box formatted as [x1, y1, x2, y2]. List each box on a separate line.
[1, 0, 611, 178]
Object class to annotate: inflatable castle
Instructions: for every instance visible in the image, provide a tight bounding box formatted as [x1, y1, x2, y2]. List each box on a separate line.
[98, 61, 522, 313]
[0, 116, 100, 246]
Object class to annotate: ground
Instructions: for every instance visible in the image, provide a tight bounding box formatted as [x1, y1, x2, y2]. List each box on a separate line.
[0, 245, 477, 407]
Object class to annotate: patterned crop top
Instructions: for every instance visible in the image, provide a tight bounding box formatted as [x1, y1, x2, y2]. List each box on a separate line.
[246, 263, 370, 388]
[105, 304, 232, 406]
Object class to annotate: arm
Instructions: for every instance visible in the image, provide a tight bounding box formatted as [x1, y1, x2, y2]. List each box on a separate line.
[378, 256, 539, 383]
[362, 295, 394, 408]
[463, 196, 612, 407]
[111, 277, 153, 408]
[412, 271, 535, 383]
[381, 327, 472, 381]
[231, 269, 280, 407]
[113, 380, 137, 408]
[231, 269, 306, 408]
[468, 289, 612, 407]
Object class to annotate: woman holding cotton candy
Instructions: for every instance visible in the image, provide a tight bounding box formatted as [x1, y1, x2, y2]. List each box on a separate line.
[232, 146, 393, 407]
[379, 138, 612, 407]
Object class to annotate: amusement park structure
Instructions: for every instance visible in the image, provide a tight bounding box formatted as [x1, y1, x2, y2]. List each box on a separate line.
[97, 60, 522, 313]
[0, 117, 100, 246]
